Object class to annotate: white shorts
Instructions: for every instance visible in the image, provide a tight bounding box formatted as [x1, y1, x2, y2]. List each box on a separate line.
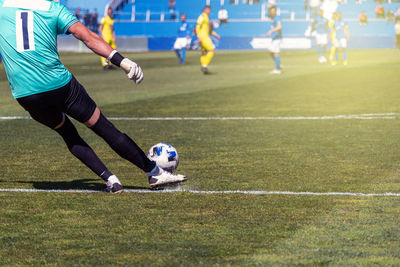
[269, 39, 281, 53]
[334, 38, 347, 48]
[316, 33, 328, 46]
[173, 37, 189, 50]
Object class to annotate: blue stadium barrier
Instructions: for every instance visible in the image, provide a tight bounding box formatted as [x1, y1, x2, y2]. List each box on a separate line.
[58, 34, 396, 52]
[148, 37, 175, 50]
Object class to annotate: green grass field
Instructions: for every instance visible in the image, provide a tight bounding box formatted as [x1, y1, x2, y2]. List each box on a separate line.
[1, 49, 400, 265]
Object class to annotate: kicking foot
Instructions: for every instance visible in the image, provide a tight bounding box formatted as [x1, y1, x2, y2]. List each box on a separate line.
[149, 170, 187, 188]
[106, 175, 123, 194]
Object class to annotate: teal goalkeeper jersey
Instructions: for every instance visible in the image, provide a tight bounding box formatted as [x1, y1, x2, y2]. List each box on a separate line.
[0, 0, 79, 98]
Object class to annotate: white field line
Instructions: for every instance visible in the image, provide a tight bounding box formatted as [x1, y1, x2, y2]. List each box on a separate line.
[0, 113, 399, 121]
[0, 188, 399, 197]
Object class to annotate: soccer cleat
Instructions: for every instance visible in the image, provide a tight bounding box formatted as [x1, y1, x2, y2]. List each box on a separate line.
[149, 171, 187, 188]
[105, 175, 123, 194]
[269, 69, 281, 75]
[343, 60, 348, 66]
[331, 61, 338, 66]
[201, 66, 209, 75]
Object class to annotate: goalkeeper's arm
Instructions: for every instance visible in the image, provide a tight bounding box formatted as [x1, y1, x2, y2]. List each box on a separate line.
[68, 22, 143, 84]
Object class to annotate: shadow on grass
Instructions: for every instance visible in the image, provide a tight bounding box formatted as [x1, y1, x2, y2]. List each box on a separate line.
[8, 179, 149, 191]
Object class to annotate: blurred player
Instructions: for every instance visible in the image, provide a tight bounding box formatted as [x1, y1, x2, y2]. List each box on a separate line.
[173, 13, 191, 64]
[330, 12, 350, 65]
[0, 0, 186, 193]
[196, 5, 220, 74]
[99, 7, 116, 70]
[315, 9, 329, 63]
[266, 5, 282, 74]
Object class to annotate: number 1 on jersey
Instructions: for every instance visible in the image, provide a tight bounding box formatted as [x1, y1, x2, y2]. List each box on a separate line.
[16, 11, 35, 52]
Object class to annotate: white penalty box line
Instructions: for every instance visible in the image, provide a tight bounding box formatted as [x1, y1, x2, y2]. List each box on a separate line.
[0, 113, 399, 121]
[0, 188, 399, 197]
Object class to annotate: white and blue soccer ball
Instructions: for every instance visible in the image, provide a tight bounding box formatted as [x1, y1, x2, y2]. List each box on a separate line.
[147, 143, 179, 173]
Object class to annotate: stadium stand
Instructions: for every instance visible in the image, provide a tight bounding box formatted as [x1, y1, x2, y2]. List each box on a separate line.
[64, 0, 110, 16]
[61, 0, 400, 50]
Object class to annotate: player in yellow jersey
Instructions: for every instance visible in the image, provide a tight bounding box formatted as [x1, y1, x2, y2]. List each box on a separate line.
[195, 5, 220, 74]
[328, 12, 336, 64]
[99, 7, 116, 70]
[329, 12, 350, 66]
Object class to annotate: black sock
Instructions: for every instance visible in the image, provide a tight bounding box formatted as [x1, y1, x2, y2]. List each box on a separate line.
[55, 116, 112, 181]
[90, 113, 156, 173]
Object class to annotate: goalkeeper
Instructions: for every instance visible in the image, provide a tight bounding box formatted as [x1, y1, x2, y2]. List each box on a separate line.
[0, 0, 186, 193]
[196, 5, 220, 74]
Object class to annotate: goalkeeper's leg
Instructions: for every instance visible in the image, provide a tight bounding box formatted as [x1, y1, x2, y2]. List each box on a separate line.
[58, 76, 154, 174]
[55, 117, 123, 193]
[87, 108, 187, 188]
[55, 115, 114, 181]
[88, 108, 156, 173]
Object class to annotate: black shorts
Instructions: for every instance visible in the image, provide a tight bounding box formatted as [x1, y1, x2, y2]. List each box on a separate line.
[17, 76, 97, 129]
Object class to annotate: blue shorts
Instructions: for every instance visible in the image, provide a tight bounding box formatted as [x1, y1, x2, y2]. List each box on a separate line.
[17, 76, 97, 129]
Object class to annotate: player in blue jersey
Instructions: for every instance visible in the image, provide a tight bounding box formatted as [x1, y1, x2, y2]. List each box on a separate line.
[0, 0, 186, 193]
[314, 9, 329, 63]
[173, 13, 191, 64]
[330, 12, 350, 66]
[266, 6, 282, 74]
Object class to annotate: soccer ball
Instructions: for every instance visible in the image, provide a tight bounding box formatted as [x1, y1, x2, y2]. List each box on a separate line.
[147, 143, 179, 172]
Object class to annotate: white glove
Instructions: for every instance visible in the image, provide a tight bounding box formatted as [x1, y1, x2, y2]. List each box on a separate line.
[120, 58, 144, 84]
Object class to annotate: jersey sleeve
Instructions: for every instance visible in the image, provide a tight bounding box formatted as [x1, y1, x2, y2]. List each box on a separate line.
[56, 4, 79, 35]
